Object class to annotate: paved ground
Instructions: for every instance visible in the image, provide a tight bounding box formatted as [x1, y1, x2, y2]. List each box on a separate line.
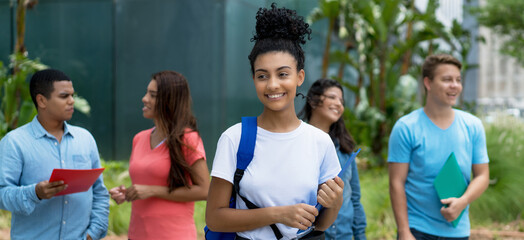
[0, 228, 522, 239]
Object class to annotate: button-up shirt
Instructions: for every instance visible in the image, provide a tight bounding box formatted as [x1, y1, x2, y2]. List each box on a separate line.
[324, 143, 367, 240]
[0, 116, 109, 240]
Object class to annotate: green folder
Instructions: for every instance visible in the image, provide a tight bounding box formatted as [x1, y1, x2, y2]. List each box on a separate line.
[433, 152, 467, 227]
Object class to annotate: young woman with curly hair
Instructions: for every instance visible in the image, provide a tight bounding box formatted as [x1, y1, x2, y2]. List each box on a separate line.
[206, 4, 344, 240]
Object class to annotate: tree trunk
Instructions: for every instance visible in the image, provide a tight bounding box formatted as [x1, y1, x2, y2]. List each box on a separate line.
[321, 17, 336, 78]
[400, 0, 415, 75]
[15, 0, 27, 57]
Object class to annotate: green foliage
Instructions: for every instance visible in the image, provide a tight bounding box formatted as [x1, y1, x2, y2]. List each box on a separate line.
[474, 0, 524, 66]
[0, 54, 91, 140]
[101, 160, 132, 235]
[0, 53, 46, 138]
[359, 168, 396, 239]
[310, 0, 476, 166]
[470, 117, 524, 223]
[358, 117, 524, 238]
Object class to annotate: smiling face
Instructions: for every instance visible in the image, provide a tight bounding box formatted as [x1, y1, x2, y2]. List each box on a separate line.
[37, 81, 75, 122]
[311, 86, 344, 126]
[424, 63, 462, 107]
[142, 80, 158, 119]
[253, 51, 304, 113]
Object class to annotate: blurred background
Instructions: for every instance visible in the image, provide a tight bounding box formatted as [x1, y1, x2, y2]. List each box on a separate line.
[1, 0, 523, 239]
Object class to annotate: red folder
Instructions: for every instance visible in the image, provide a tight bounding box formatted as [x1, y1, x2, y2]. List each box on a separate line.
[49, 168, 105, 196]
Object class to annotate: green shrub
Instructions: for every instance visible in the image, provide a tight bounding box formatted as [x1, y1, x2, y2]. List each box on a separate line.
[470, 116, 524, 224]
[359, 168, 396, 239]
[101, 160, 132, 235]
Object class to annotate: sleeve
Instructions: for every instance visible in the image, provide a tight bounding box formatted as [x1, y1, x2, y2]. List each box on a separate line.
[0, 135, 41, 216]
[387, 120, 412, 163]
[349, 159, 367, 240]
[182, 131, 206, 166]
[318, 139, 341, 185]
[210, 132, 237, 184]
[85, 135, 109, 240]
[472, 120, 489, 164]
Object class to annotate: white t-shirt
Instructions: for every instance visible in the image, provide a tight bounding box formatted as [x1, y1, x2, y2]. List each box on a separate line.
[211, 121, 341, 240]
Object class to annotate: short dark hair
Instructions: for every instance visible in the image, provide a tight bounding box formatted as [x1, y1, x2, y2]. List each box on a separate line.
[422, 54, 462, 80]
[248, 3, 312, 75]
[29, 69, 71, 108]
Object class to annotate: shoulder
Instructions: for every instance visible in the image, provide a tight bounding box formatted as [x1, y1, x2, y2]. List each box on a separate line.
[301, 122, 333, 145]
[67, 124, 93, 136]
[454, 109, 482, 125]
[0, 127, 27, 148]
[396, 108, 424, 127]
[220, 122, 242, 142]
[133, 128, 153, 140]
[182, 128, 203, 145]
[183, 128, 201, 139]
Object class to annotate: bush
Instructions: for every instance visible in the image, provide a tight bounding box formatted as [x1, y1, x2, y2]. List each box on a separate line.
[470, 116, 524, 224]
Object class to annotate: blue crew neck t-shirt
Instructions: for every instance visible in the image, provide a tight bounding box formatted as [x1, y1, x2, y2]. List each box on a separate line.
[388, 108, 489, 237]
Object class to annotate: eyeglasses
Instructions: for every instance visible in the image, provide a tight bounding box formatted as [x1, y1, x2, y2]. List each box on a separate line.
[322, 94, 344, 105]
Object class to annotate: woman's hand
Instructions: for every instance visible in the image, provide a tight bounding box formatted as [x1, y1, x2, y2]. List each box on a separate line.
[278, 204, 319, 230]
[125, 184, 162, 201]
[317, 176, 344, 209]
[108, 185, 126, 204]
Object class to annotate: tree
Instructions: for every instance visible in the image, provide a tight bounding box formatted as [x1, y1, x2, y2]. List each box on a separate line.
[309, 0, 474, 166]
[474, 0, 524, 66]
[1, 0, 90, 139]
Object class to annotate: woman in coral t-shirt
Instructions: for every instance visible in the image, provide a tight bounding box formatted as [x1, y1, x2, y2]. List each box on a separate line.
[109, 70, 210, 239]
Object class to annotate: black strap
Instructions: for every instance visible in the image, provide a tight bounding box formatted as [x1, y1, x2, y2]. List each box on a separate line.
[234, 170, 283, 239]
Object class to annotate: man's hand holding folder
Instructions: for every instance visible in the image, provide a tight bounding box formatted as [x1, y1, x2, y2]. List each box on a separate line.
[48, 168, 105, 197]
[433, 152, 467, 227]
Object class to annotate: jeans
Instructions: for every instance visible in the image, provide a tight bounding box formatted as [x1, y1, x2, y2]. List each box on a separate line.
[398, 228, 469, 240]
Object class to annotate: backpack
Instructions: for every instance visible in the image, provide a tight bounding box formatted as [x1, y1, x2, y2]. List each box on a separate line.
[204, 116, 283, 240]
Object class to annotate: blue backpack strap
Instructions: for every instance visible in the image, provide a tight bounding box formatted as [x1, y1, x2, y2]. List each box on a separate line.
[236, 116, 257, 170]
[233, 117, 283, 240]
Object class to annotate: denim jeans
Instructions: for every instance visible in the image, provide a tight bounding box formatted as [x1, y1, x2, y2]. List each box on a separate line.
[398, 228, 469, 240]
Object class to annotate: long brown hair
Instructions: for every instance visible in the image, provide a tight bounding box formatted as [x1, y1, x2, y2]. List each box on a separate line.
[152, 70, 198, 192]
[299, 79, 356, 154]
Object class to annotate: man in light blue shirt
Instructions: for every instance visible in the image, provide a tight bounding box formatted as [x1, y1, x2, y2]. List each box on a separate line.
[388, 54, 489, 240]
[0, 69, 109, 240]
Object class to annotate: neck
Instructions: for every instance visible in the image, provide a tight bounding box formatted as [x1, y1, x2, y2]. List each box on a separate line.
[423, 99, 454, 120]
[153, 120, 167, 139]
[308, 115, 331, 133]
[258, 109, 301, 133]
[37, 114, 65, 141]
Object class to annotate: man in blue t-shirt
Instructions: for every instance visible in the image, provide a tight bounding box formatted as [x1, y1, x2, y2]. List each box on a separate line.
[388, 54, 489, 239]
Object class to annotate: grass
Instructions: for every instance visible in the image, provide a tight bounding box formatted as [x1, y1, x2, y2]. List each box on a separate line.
[0, 116, 522, 239]
[355, 116, 524, 238]
[470, 116, 524, 226]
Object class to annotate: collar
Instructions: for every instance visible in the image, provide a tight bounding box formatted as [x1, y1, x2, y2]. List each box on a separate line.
[30, 115, 74, 139]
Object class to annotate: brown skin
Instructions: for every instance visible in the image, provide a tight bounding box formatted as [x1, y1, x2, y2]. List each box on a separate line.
[389, 64, 489, 240]
[109, 79, 210, 204]
[205, 51, 344, 233]
[34, 80, 75, 200]
[33, 80, 92, 240]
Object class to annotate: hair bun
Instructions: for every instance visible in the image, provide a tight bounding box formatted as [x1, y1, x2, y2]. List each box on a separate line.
[251, 3, 312, 45]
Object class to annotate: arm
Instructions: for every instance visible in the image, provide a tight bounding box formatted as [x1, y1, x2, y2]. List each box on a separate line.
[125, 159, 210, 202]
[350, 160, 367, 240]
[440, 163, 489, 222]
[85, 145, 109, 240]
[0, 137, 41, 215]
[205, 177, 319, 232]
[313, 176, 344, 231]
[389, 162, 416, 240]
